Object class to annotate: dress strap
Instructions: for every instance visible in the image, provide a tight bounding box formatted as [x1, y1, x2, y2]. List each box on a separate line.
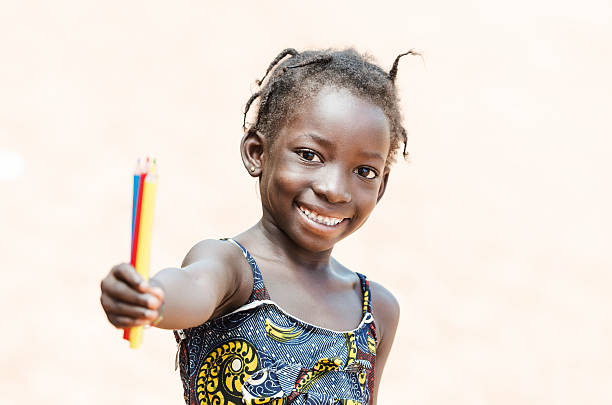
[355, 272, 373, 316]
[221, 238, 271, 302]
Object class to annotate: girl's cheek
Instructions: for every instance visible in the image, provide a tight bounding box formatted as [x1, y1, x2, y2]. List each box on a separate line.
[274, 170, 306, 194]
[354, 188, 379, 210]
[277, 159, 310, 183]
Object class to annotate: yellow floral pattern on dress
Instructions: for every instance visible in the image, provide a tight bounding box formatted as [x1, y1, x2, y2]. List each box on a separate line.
[196, 339, 259, 405]
[294, 357, 343, 393]
[344, 332, 357, 367]
[367, 336, 376, 355]
[266, 319, 304, 343]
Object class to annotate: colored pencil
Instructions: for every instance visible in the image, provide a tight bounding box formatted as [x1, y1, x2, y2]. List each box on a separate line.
[124, 159, 143, 340]
[131, 158, 141, 249]
[129, 159, 158, 349]
[130, 170, 147, 266]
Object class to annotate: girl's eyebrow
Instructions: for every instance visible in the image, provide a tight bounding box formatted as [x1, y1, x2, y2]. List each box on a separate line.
[359, 150, 385, 163]
[300, 132, 333, 148]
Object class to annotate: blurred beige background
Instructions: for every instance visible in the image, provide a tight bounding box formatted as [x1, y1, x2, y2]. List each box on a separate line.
[1, 1, 611, 404]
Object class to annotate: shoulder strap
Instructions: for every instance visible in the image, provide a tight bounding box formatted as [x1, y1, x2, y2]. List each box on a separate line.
[221, 238, 270, 302]
[355, 272, 372, 315]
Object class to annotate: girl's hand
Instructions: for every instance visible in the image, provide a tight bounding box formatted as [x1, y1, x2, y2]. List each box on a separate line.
[100, 263, 165, 328]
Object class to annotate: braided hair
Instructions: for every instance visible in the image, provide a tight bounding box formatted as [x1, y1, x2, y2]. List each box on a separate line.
[243, 48, 418, 165]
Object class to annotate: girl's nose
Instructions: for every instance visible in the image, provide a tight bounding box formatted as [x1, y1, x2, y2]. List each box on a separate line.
[312, 166, 352, 204]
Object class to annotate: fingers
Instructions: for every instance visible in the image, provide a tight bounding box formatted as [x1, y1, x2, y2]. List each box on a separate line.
[112, 263, 146, 291]
[100, 294, 161, 328]
[107, 314, 155, 329]
[111, 279, 159, 307]
[100, 294, 160, 328]
[100, 263, 164, 329]
[100, 294, 158, 319]
[103, 263, 161, 307]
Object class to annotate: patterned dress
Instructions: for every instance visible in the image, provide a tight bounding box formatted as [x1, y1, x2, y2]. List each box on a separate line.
[174, 238, 378, 405]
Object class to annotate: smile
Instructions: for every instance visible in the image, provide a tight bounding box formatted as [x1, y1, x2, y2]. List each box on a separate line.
[297, 204, 346, 227]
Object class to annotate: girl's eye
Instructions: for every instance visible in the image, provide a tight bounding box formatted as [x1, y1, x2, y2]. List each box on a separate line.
[354, 167, 378, 179]
[297, 150, 321, 162]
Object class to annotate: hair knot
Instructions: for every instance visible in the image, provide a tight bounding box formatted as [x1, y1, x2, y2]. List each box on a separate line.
[389, 49, 422, 82]
[256, 48, 299, 86]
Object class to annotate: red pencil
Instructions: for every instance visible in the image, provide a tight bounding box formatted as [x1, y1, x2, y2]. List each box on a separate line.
[124, 159, 148, 341]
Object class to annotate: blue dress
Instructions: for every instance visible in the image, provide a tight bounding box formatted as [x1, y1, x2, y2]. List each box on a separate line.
[174, 238, 378, 405]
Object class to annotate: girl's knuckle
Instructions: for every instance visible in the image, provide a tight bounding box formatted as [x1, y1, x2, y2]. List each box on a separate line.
[138, 295, 149, 307]
[119, 302, 136, 316]
[108, 314, 119, 326]
[100, 277, 110, 290]
[114, 316, 128, 327]
[115, 281, 130, 297]
[108, 299, 119, 313]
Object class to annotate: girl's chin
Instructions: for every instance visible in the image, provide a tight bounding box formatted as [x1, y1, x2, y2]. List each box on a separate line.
[288, 225, 347, 253]
[290, 235, 337, 253]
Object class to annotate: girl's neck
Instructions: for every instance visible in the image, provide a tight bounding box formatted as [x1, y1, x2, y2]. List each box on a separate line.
[242, 219, 334, 273]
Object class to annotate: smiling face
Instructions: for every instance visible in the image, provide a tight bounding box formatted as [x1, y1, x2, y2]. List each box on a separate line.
[244, 86, 391, 253]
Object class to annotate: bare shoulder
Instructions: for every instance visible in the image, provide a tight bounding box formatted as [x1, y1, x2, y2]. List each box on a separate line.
[182, 238, 244, 268]
[369, 280, 400, 341]
[181, 238, 253, 313]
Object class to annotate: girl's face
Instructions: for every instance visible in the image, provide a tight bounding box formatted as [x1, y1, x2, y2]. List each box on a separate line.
[258, 86, 391, 253]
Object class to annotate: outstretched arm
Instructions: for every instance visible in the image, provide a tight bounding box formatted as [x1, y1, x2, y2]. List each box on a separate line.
[100, 239, 251, 331]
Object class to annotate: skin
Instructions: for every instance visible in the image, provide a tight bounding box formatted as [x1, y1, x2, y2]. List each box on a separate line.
[100, 86, 400, 404]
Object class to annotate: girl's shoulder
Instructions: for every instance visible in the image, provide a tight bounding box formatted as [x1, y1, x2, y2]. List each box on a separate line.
[181, 238, 255, 316]
[367, 279, 400, 346]
[181, 238, 243, 268]
[368, 280, 400, 323]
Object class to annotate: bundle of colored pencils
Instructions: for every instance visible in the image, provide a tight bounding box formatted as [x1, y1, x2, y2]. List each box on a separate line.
[123, 157, 158, 349]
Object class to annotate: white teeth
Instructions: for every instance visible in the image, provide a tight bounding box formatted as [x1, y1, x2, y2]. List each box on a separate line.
[298, 205, 344, 227]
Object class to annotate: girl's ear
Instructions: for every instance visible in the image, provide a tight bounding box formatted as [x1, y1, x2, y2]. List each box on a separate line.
[240, 130, 266, 177]
[376, 169, 390, 203]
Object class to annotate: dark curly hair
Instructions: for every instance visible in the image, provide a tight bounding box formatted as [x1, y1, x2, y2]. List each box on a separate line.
[243, 48, 417, 166]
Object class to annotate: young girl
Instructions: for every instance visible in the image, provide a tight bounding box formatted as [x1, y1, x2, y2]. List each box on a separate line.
[100, 47, 414, 405]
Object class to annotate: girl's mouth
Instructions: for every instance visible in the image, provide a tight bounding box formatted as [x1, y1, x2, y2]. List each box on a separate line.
[296, 204, 347, 227]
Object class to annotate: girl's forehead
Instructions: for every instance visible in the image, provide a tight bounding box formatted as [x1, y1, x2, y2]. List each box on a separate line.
[280, 86, 391, 158]
[306, 87, 389, 131]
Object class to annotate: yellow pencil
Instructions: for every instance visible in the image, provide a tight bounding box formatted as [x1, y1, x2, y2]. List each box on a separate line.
[129, 160, 158, 349]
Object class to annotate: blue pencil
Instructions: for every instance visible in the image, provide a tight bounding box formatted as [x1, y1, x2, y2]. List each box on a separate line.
[125, 158, 142, 341]
[131, 159, 141, 257]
